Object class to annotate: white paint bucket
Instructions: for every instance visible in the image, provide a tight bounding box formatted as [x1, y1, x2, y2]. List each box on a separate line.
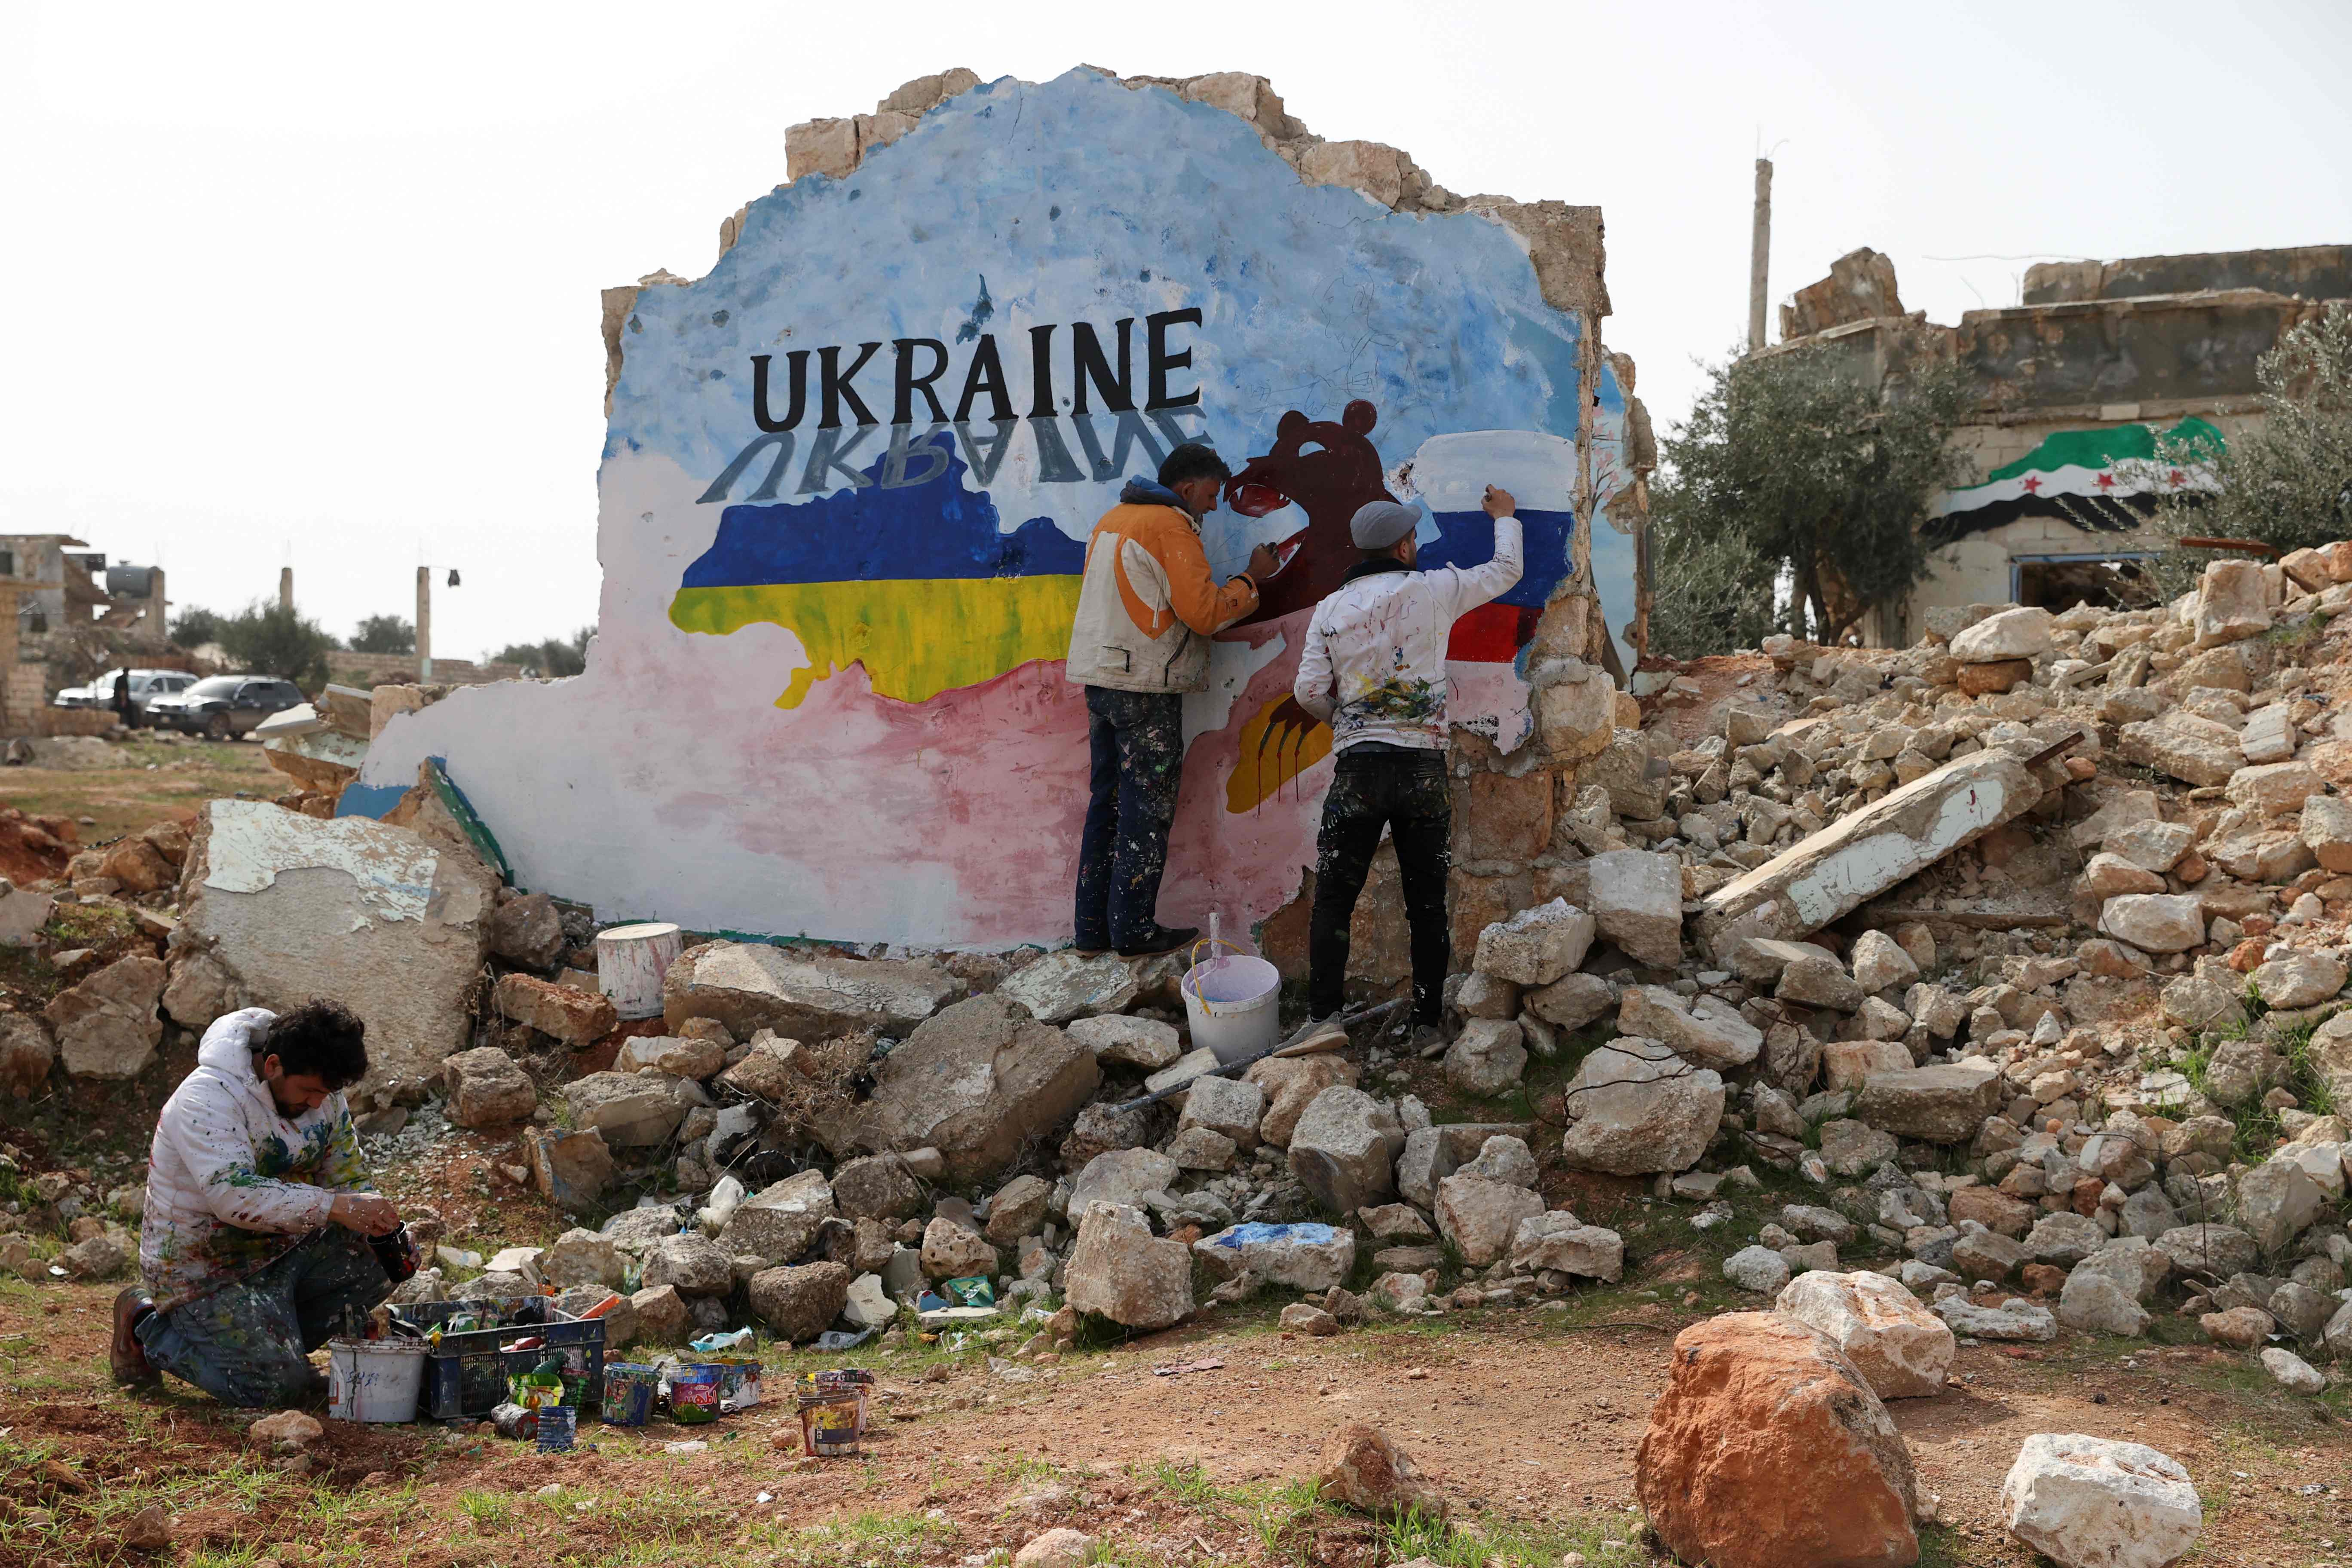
[327, 1338, 426, 1424]
[1181, 944, 1281, 1065]
[596, 921, 684, 1020]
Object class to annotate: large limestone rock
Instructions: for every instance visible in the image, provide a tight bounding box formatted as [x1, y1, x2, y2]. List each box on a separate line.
[724, 1169, 839, 1263]
[844, 995, 1099, 1182]
[1068, 1146, 1180, 1214]
[1443, 1019, 1527, 1095]
[2193, 558, 2271, 648]
[1852, 1063, 2003, 1143]
[1288, 1088, 1406, 1213]
[2118, 714, 2244, 788]
[1508, 1211, 1623, 1281]
[1243, 1054, 1358, 1148]
[2154, 1223, 2259, 1278]
[746, 1261, 852, 1342]
[562, 1072, 687, 1146]
[662, 940, 959, 1041]
[2098, 894, 2206, 953]
[641, 1232, 733, 1297]
[1558, 1041, 1723, 1175]
[495, 973, 617, 1044]
[830, 1154, 924, 1221]
[2300, 793, 2352, 872]
[1949, 605, 2054, 662]
[1064, 1201, 1192, 1329]
[1774, 1271, 1955, 1400]
[1066, 1013, 1180, 1070]
[1432, 1174, 1544, 1267]
[1999, 1434, 2201, 1568]
[527, 1127, 614, 1212]
[177, 799, 494, 1097]
[998, 950, 1140, 1024]
[443, 1046, 538, 1128]
[486, 891, 566, 970]
[1471, 899, 1595, 986]
[1584, 851, 1682, 965]
[1617, 986, 1761, 1068]
[1696, 751, 2041, 955]
[1634, 1312, 1918, 1568]
[45, 954, 164, 1080]
[1191, 1222, 1356, 1292]
[921, 1216, 1000, 1279]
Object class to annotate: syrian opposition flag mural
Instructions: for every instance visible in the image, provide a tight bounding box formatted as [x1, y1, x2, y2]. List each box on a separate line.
[1926, 417, 2225, 543]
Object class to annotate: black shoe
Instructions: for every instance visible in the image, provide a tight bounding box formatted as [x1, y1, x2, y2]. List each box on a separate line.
[110, 1287, 158, 1386]
[1115, 925, 1199, 958]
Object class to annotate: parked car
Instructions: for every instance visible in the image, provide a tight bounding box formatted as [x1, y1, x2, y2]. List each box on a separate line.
[143, 675, 308, 738]
[52, 668, 198, 719]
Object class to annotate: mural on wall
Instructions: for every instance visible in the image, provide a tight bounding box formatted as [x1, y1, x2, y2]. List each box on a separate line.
[355, 69, 1631, 947]
[1926, 418, 2224, 544]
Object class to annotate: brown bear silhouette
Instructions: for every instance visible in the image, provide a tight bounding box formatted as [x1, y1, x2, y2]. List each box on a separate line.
[1222, 399, 1395, 629]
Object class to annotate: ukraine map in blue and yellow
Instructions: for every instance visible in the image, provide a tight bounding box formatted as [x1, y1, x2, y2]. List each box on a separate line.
[670, 449, 1084, 707]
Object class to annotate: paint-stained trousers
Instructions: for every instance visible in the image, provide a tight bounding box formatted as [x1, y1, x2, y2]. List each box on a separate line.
[1308, 743, 1453, 1026]
[137, 1228, 390, 1408]
[1073, 686, 1186, 950]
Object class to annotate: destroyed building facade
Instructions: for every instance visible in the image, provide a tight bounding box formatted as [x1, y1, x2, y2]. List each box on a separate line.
[353, 67, 1653, 952]
[1771, 243, 2351, 644]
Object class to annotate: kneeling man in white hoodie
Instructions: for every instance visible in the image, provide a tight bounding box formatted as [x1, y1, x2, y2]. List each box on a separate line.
[111, 1001, 411, 1406]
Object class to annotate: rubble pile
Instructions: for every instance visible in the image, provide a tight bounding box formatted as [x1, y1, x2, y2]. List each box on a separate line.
[2, 545, 2349, 1417]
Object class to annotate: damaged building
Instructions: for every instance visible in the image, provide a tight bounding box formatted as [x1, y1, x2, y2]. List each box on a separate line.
[1770, 243, 2351, 643]
[349, 66, 1655, 959]
[0, 536, 175, 735]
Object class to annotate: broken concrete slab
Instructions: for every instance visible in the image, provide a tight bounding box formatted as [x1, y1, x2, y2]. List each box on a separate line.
[1584, 850, 1682, 965]
[843, 995, 1099, 1182]
[176, 799, 494, 1100]
[1695, 750, 2042, 955]
[2118, 714, 2245, 788]
[662, 940, 960, 1041]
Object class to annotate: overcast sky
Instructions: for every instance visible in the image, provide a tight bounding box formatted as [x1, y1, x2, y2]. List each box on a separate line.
[9, 0, 2349, 662]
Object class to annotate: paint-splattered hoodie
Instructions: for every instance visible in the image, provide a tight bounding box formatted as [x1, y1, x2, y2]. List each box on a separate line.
[139, 1008, 372, 1312]
[1292, 513, 1523, 752]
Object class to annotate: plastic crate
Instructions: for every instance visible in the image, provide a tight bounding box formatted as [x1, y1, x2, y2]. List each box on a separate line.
[392, 1300, 607, 1422]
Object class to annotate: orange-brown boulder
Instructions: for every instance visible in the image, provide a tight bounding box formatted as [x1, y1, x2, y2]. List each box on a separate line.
[1635, 1312, 1917, 1568]
[1955, 658, 2033, 696]
[1317, 1424, 1445, 1519]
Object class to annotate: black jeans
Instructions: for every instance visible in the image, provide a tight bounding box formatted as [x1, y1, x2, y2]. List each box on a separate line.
[1308, 743, 1453, 1025]
[1074, 686, 1186, 949]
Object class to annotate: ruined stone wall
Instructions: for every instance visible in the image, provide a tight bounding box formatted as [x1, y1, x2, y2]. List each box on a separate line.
[361, 67, 1647, 959]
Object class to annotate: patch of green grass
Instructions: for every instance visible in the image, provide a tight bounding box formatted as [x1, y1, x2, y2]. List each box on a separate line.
[1380, 1503, 1647, 1568]
[755, 1505, 959, 1567]
[1143, 1457, 1225, 1508]
[457, 1489, 514, 1532]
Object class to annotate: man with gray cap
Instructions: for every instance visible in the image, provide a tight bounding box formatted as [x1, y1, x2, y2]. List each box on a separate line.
[1291, 485, 1522, 1043]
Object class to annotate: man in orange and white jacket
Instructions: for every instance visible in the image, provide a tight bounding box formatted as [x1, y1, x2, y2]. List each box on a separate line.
[1067, 442, 1278, 956]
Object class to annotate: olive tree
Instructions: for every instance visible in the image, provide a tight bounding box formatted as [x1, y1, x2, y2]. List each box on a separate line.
[1653, 344, 1975, 651]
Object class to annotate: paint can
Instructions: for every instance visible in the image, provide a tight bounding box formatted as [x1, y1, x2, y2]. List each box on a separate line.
[600, 1362, 658, 1427]
[668, 1363, 723, 1425]
[326, 1338, 426, 1424]
[708, 1357, 763, 1414]
[1180, 940, 1280, 1065]
[535, 1404, 577, 1453]
[796, 1385, 863, 1457]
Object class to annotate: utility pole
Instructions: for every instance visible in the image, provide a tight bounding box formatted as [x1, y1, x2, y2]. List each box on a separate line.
[278, 566, 294, 612]
[1748, 157, 1773, 353]
[416, 566, 432, 681]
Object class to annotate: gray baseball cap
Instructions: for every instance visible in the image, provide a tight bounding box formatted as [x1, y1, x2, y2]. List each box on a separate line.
[1349, 499, 1422, 550]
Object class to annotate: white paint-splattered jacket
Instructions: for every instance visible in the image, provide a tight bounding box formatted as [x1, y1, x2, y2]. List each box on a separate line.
[1292, 514, 1524, 752]
[139, 1008, 372, 1311]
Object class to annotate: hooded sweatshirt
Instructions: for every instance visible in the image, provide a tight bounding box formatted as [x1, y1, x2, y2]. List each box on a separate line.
[140, 1008, 372, 1311]
[1065, 477, 1260, 694]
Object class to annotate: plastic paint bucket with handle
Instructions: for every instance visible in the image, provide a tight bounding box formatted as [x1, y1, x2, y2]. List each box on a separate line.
[327, 1338, 426, 1424]
[1180, 939, 1280, 1065]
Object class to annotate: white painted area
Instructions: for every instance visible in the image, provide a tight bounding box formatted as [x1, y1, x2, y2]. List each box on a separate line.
[202, 799, 440, 923]
[1401, 430, 1579, 514]
[1785, 776, 2011, 929]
